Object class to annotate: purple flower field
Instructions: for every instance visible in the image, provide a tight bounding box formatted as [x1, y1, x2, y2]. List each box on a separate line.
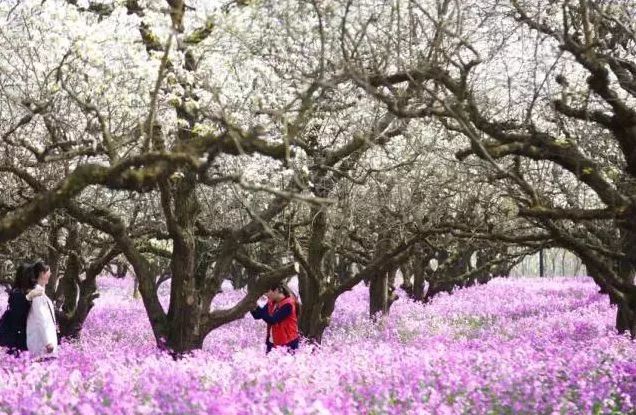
[1, 277, 634, 414]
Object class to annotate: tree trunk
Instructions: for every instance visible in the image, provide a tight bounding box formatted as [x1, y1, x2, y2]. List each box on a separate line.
[424, 280, 455, 302]
[412, 263, 427, 301]
[116, 260, 128, 278]
[616, 226, 636, 338]
[58, 270, 99, 339]
[163, 168, 206, 355]
[298, 303, 329, 344]
[298, 269, 332, 343]
[399, 260, 414, 293]
[475, 248, 499, 283]
[366, 265, 399, 316]
[59, 223, 81, 315]
[335, 256, 353, 283]
[297, 205, 334, 343]
[369, 231, 392, 317]
[401, 245, 429, 301]
[57, 244, 118, 339]
[581, 253, 636, 338]
[133, 276, 141, 299]
[369, 269, 388, 317]
[387, 267, 398, 311]
[616, 295, 636, 338]
[46, 224, 62, 299]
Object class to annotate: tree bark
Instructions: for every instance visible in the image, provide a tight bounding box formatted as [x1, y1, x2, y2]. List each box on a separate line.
[297, 204, 334, 343]
[57, 245, 119, 339]
[399, 260, 413, 293]
[46, 223, 63, 300]
[369, 232, 392, 317]
[401, 245, 431, 301]
[58, 267, 99, 339]
[298, 268, 333, 344]
[412, 263, 427, 301]
[616, 226, 636, 338]
[369, 269, 388, 317]
[162, 168, 207, 354]
[59, 222, 81, 316]
[616, 294, 636, 338]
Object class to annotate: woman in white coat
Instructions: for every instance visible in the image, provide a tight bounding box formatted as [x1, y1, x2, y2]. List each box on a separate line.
[26, 261, 58, 358]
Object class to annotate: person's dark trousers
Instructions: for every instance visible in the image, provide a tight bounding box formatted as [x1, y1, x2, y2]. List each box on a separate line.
[265, 338, 300, 354]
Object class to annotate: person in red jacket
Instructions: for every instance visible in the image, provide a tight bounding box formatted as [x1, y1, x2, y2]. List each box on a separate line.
[250, 283, 300, 353]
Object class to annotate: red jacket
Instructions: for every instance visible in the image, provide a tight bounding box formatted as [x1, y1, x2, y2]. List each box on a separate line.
[267, 297, 299, 346]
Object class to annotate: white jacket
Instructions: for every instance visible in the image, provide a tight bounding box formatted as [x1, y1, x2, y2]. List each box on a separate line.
[26, 286, 58, 357]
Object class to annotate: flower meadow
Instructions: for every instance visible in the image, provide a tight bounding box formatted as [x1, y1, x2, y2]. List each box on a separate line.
[0, 276, 635, 415]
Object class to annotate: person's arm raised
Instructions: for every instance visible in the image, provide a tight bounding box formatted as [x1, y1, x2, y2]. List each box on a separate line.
[25, 286, 44, 301]
[250, 305, 266, 320]
[258, 303, 292, 325]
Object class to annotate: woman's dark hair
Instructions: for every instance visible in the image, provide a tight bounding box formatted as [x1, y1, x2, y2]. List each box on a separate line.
[11, 263, 30, 292]
[27, 261, 49, 289]
[269, 283, 290, 297]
